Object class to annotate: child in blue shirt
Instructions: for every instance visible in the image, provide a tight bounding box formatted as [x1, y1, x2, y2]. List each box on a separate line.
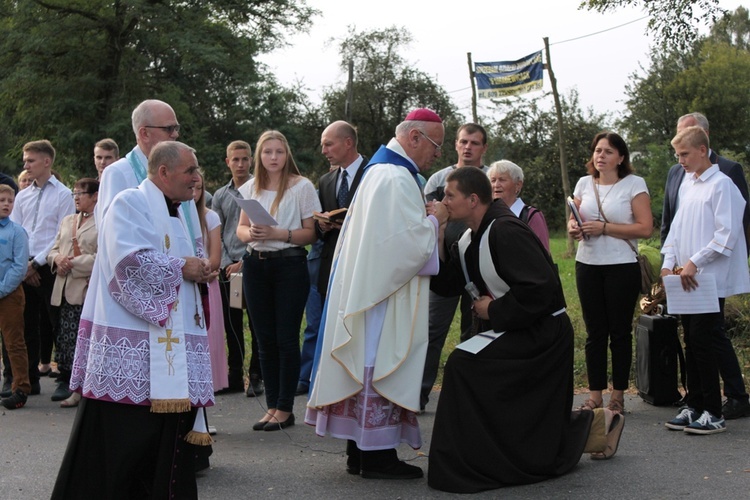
[0, 184, 31, 409]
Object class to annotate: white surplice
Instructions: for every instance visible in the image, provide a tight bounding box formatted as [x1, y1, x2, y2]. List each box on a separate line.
[662, 165, 750, 298]
[71, 179, 213, 408]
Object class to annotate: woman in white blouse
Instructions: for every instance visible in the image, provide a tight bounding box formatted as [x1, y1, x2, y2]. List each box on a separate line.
[568, 131, 653, 415]
[237, 130, 320, 432]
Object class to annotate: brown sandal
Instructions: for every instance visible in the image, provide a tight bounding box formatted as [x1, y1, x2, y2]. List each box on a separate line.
[607, 397, 625, 414]
[579, 398, 603, 411]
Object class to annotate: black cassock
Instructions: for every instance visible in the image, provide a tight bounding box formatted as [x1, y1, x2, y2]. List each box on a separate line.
[428, 201, 590, 493]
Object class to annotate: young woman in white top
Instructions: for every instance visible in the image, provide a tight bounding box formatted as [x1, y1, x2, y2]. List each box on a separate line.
[568, 131, 653, 414]
[237, 130, 320, 431]
[193, 173, 228, 393]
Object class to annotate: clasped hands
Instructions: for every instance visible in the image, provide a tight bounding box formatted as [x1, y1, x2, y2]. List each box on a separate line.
[54, 255, 74, 276]
[182, 257, 217, 283]
[426, 201, 448, 225]
[568, 219, 606, 240]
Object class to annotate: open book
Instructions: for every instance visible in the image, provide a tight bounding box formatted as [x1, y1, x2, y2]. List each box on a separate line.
[313, 208, 348, 224]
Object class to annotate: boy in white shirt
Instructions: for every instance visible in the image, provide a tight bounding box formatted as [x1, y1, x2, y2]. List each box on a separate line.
[662, 126, 750, 434]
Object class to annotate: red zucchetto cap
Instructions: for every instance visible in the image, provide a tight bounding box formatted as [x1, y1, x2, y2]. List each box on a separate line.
[404, 108, 442, 123]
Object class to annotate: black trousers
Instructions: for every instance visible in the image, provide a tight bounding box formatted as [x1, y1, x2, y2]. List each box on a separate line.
[576, 261, 641, 391]
[682, 300, 725, 418]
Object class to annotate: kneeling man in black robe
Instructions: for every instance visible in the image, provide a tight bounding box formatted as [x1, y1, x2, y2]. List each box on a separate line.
[428, 167, 595, 493]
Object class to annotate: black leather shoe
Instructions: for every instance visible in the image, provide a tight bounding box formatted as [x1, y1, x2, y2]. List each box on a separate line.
[51, 382, 72, 402]
[346, 440, 361, 475]
[264, 413, 295, 431]
[1, 377, 12, 398]
[246, 376, 264, 397]
[360, 448, 423, 479]
[723, 397, 750, 420]
[361, 460, 423, 480]
[295, 383, 309, 396]
[30, 380, 41, 396]
[252, 420, 269, 431]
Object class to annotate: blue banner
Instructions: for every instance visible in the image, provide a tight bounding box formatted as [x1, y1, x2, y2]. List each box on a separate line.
[474, 51, 544, 99]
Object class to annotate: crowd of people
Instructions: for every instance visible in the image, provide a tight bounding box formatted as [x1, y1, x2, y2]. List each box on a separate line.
[1, 104, 749, 496]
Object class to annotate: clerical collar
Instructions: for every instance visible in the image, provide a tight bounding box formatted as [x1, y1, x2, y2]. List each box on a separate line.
[163, 195, 181, 217]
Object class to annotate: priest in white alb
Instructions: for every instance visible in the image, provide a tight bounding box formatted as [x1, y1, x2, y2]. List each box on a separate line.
[52, 141, 215, 500]
[306, 109, 448, 480]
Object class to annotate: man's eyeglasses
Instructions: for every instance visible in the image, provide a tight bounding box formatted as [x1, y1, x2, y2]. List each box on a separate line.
[145, 124, 181, 134]
[71, 191, 95, 197]
[418, 130, 442, 151]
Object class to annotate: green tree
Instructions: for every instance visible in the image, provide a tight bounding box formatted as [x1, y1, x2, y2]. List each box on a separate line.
[0, 0, 319, 185]
[580, 0, 727, 49]
[319, 26, 461, 179]
[621, 8, 750, 156]
[487, 90, 609, 231]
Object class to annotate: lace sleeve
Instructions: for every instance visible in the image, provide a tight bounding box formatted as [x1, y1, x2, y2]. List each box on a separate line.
[108, 249, 185, 326]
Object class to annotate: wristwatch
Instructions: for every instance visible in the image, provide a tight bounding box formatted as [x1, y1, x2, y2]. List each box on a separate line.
[31, 260, 40, 270]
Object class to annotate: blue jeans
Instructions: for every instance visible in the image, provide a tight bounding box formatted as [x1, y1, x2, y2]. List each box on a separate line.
[243, 253, 309, 412]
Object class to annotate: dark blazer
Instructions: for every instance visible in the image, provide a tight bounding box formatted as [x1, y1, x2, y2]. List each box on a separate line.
[661, 150, 750, 252]
[317, 155, 367, 295]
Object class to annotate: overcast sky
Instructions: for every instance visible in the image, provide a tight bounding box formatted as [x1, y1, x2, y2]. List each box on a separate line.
[259, 0, 743, 123]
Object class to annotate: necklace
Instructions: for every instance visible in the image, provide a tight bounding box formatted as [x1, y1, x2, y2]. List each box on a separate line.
[81, 212, 91, 218]
[595, 177, 620, 209]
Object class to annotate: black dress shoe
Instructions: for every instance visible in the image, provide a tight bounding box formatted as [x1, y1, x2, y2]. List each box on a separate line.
[246, 377, 264, 397]
[360, 448, 423, 479]
[723, 397, 750, 420]
[361, 460, 423, 480]
[346, 440, 361, 475]
[39, 368, 52, 377]
[252, 420, 269, 431]
[264, 413, 295, 431]
[295, 383, 309, 396]
[1, 377, 12, 398]
[51, 381, 72, 401]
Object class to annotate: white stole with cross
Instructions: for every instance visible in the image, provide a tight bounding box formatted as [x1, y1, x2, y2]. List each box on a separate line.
[142, 181, 199, 414]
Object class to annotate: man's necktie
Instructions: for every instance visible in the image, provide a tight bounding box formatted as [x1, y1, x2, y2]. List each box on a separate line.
[337, 169, 349, 208]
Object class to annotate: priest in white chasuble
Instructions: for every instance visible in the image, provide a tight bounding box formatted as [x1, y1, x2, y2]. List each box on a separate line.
[52, 141, 215, 500]
[306, 109, 449, 480]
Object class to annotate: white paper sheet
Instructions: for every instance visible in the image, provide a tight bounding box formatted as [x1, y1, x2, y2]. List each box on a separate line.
[456, 330, 505, 354]
[663, 274, 720, 314]
[234, 197, 278, 226]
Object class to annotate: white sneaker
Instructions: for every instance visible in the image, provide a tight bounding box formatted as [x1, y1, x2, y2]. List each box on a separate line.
[683, 411, 726, 435]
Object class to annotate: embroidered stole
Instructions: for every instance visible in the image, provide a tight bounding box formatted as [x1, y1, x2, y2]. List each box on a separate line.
[141, 182, 211, 444]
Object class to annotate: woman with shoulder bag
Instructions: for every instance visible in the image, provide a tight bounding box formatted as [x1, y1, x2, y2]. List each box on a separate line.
[568, 131, 653, 414]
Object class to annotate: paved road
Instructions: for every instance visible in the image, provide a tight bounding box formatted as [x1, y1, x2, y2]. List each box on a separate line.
[2, 375, 748, 499]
